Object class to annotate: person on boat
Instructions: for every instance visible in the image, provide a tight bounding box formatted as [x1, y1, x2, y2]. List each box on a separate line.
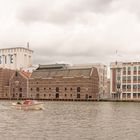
[17, 101, 21, 104]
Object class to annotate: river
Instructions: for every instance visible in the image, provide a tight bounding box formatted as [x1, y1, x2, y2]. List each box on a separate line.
[0, 101, 140, 140]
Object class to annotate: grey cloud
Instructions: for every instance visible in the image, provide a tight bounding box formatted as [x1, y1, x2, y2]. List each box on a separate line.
[17, 0, 114, 24]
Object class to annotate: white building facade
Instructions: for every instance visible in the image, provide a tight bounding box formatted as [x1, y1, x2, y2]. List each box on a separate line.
[0, 47, 33, 70]
[110, 62, 140, 100]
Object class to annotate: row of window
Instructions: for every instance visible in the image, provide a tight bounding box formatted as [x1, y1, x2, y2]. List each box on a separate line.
[122, 93, 140, 98]
[13, 88, 22, 92]
[0, 55, 13, 64]
[123, 66, 140, 71]
[31, 87, 81, 92]
[122, 76, 140, 81]
[10, 93, 92, 99]
[122, 85, 140, 89]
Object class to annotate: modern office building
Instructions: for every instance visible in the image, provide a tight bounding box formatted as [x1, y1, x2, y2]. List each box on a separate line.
[110, 62, 140, 100]
[0, 46, 33, 70]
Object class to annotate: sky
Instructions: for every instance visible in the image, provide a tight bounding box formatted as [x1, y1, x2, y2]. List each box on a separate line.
[0, 0, 140, 66]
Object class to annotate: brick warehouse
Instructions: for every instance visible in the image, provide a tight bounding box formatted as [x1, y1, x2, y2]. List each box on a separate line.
[0, 68, 15, 99]
[28, 64, 99, 101]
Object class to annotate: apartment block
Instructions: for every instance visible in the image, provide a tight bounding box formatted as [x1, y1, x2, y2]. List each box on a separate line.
[110, 62, 140, 100]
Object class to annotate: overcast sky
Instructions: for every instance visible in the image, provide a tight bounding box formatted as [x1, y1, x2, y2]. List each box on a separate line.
[0, 0, 140, 65]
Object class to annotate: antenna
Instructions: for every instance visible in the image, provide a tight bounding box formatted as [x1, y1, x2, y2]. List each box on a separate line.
[27, 42, 30, 49]
[115, 50, 118, 65]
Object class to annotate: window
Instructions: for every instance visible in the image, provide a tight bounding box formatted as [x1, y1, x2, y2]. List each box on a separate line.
[123, 67, 126, 71]
[10, 55, 13, 63]
[65, 88, 67, 91]
[19, 88, 22, 92]
[19, 93, 22, 98]
[0, 56, 2, 64]
[127, 85, 131, 89]
[77, 94, 80, 98]
[133, 93, 137, 98]
[5, 56, 7, 64]
[77, 87, 80, 92]
[56, 87, 59, 92]
[117, 76, 120, 81]
[128, 67, 131, 71]
[36, 87, 39, 92]
[15, 71, 18, 77]
[127, 93, 131, 98]
[70, 88, 72, 91]
[134, 66, 137, 71]
[122, 85, 126, 89]
[30, 88, 33, 91]
[127, 76, 131, 81]
[117, 84, 120, 89]
[122, 76, 126, 81]
[133, 76, 137, 81]
[133, 85, 137, 89]
[13, 94, 15, 98]
[117, 69, 121, 72]
[36, 94, 39, 98]
[44, 94, 46, 97]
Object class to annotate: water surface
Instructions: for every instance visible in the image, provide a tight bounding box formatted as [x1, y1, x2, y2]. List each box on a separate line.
[0, 101, 140, 140]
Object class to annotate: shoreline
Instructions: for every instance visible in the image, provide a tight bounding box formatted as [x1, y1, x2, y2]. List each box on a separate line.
[1, 98, 140, 102]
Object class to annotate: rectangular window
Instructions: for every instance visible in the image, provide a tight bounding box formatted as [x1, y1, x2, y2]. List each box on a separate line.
[0, 56, 2, 64]
[127, 76, 131, 81]
[77, 94, 80, 98]
[10, 55, 13, 63]
[133, 76, 137, 81]
[127, 85, 131, 89]
[133, 85, 137, 89]
[122, 85, 126, 89]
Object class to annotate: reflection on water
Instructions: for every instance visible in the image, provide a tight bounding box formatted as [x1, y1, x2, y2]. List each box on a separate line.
[0, 101, 140, 140]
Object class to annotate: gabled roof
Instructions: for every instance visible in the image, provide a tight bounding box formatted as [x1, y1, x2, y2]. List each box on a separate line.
[20, 71, 31, 78]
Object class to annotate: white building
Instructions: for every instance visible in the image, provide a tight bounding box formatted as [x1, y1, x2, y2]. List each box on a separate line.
[72, 63, 108, 99]
[110, 62, 140, 100]
[0, 47, 33, 70]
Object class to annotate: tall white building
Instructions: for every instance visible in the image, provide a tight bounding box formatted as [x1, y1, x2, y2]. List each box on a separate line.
[0, 47, 33, 70]
[110, 62, 140, 100]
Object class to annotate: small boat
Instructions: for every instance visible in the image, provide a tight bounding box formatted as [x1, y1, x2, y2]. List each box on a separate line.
[12, 100, 44, 110]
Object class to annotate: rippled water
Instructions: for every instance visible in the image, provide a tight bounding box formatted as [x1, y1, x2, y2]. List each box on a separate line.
[0, 101, 140, 140]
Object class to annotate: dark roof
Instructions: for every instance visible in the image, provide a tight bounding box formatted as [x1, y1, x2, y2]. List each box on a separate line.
[37, 64, 68, 70]
[31, 68, 93, 78]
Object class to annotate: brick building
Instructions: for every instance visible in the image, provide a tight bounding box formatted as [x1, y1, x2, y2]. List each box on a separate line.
[0, 68, 14, 99]
[9, 71, 31, 99]
[28, 64, 99, 101]
[72, 63, 107, 99]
